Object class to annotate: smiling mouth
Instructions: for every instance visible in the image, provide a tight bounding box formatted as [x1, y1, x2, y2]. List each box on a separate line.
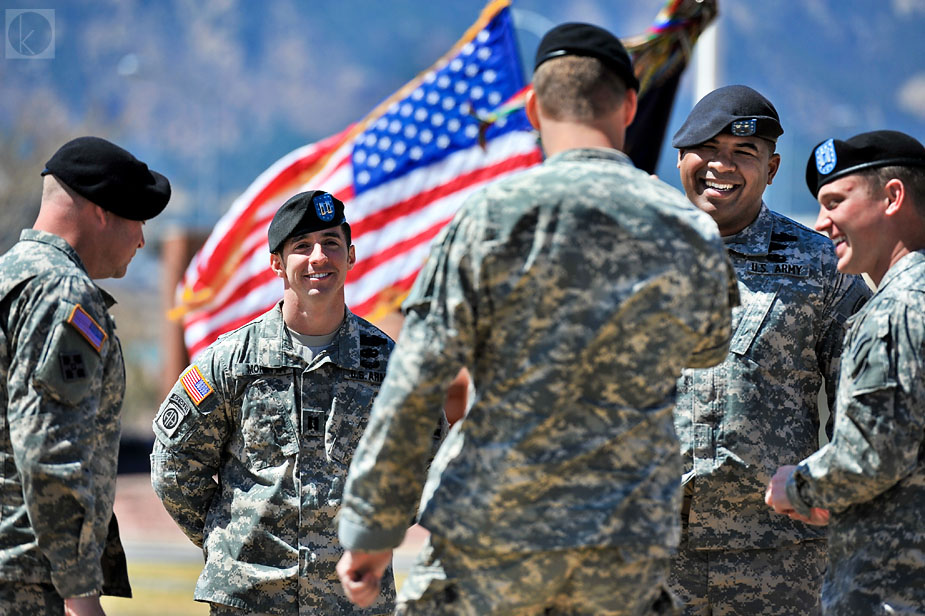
[307, 273, 332, 280]
[703, 179, 738, 193]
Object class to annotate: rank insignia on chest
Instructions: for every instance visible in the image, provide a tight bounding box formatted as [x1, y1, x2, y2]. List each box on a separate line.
[181, 365, 214, 405]
[67, 304, 107, 353]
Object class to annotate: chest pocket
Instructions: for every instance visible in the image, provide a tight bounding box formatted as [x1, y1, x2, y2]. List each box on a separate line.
[323, 376, 381, 507]
[238, 373, 299, 470]
[728, 281, 780, 360]
[324, 376, 382, 466]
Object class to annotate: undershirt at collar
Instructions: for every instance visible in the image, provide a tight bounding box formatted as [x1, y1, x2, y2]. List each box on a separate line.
[288, 326, 338, 364]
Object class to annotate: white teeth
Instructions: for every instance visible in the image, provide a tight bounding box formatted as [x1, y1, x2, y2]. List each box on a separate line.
[833, 238, 846, 246]
[705, 180, 735, 190]
[308, 273, 330, 279]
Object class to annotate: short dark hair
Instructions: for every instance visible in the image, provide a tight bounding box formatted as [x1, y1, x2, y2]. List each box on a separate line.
[858, 165, 925, 218]
[532, 55, 626, 122]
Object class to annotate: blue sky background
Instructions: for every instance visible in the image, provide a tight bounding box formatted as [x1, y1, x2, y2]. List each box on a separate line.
[3, 0, 925, 236]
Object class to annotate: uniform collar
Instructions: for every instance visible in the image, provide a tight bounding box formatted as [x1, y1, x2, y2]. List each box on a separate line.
[722, 203, 773, 257]
[19, 228, 117, 308]
[21, 228, 90, 274]
[875, 250, 925, 295]
[255, 302, 362, 369]
[545, 147, 633, 166]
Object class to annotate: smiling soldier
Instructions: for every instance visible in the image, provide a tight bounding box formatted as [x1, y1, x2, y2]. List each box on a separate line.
[766, 130, 925, 614]
[668, 85, 872, 615]
[151, 190, 397, 615]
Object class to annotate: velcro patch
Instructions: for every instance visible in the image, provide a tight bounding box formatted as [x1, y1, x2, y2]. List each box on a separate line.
[181, 365, 214, 405]
[67, 304, 107, 353]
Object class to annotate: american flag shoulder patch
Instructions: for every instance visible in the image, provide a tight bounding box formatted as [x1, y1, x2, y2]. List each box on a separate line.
[67, 304, 107, 354]
[180, 365, 214, 406]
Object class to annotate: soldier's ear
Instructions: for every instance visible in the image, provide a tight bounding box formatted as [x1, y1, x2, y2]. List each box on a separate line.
[525, 89, 540, 131]
[270, 252, 284, 278]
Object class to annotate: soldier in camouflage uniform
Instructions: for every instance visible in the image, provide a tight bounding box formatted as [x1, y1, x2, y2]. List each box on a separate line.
[151, 190, 397, 615]
[668, 86, 872, 616]
[767, 130, 925, 615]
[335, 23, 737, 616]
[0, 136, 170, 616]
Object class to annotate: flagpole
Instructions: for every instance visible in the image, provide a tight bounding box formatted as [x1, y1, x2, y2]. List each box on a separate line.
[692, 20, 718, 103]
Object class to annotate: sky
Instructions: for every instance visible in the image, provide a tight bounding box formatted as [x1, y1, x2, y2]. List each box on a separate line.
[3, 0, 925, 239]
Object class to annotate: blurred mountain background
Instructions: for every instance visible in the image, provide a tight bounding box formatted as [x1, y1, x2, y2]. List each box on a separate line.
[3, 0, 925, 439]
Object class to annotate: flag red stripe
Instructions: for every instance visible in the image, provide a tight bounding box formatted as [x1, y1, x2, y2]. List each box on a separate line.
[349, 270, 421, 318]
[349, 215, 453, 281]
[187, 306, 270, 358]
[351, 150, 542, 238]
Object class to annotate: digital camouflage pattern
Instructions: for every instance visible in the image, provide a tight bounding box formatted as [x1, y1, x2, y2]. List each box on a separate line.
[674, 205, 871, 550]
[151, 304, 396, 615]
[0, 581, 65, 616]
[788, 250, 925, 615]
[670, 514, 825, 615]
[0, 229, 131, 600]
[670, 205, 870, 613]
[338, 148, 738, 607]
[395, 535, 680, 616]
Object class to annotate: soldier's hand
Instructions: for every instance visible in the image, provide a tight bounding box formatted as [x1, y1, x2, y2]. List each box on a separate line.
[64, 595, 106, 616]
[765, 465, 798, 514]
[787, 507, 830, 526]
[337, 549, 392, 608]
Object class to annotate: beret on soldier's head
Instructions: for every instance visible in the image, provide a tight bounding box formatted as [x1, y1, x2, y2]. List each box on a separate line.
[672, 85, 783, 149]
[534, 22, 639, 91]
[806, 130, 925, 198]
[41, 136, 170, 221]
[268, 190, 347, 253]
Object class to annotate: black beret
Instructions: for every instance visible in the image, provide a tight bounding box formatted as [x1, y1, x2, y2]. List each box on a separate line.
[534, 22, 639, 91]
[672, 85, 783, 149]
[806, 130, 925, 198]
[268, 190, 347, 253]
[41, 136, 170, 221]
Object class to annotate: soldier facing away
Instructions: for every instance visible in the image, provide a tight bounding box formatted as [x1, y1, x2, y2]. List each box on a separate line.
[767, 130, 925, 614]
[151, 191, 397, 615]
[668, 85, 871, 616]
[335, 22, 738, 615]
[0, 136, 170, 616]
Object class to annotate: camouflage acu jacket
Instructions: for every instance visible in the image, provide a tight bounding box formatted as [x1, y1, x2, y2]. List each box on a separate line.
[339, 147, 737, 558]
[788, 250, 925, 614]
[0, 229, 130, 598]
[151, 304, 395, 615]
[675, 205, 871, 550]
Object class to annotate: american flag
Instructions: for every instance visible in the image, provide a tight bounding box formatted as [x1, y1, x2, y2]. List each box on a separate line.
[172, 0, 542, 359]
[180, 365, 213, 405]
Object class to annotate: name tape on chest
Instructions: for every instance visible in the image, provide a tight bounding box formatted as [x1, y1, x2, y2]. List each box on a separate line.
[346, 369, 386, 384]
[67, 304, 107, 353]
[181, 365, 214, 405]
[747, 261, 809, 277]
